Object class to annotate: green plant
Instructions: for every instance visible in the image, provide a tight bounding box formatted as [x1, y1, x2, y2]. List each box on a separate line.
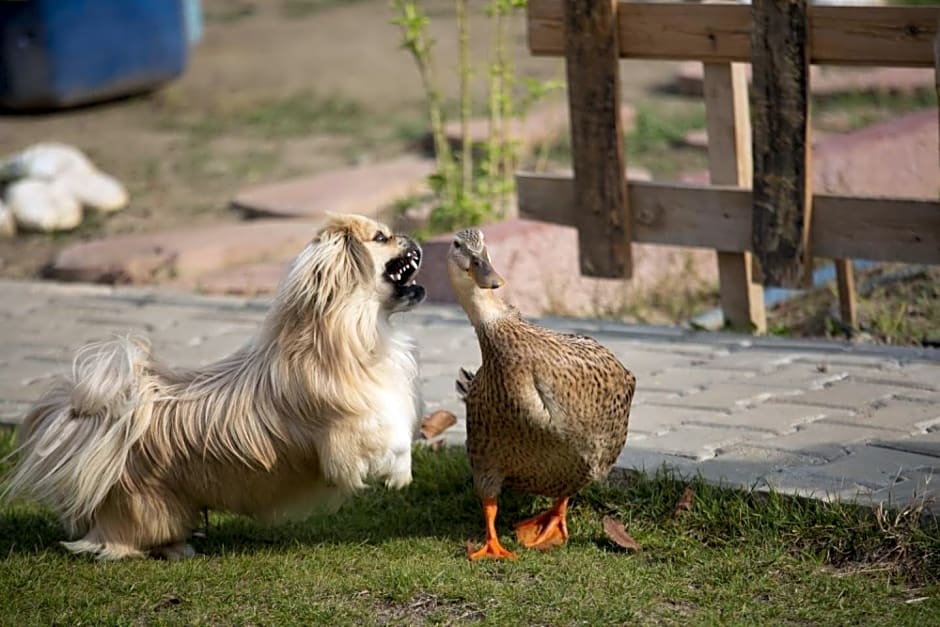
[391, 0, 553, 236]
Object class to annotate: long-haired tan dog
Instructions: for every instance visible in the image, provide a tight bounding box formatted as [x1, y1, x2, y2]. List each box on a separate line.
[4, 214, 426, 559]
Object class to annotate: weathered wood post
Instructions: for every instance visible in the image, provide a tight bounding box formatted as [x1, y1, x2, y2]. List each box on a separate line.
[563, 0, 633, 278]
[751, 0, 813, 289]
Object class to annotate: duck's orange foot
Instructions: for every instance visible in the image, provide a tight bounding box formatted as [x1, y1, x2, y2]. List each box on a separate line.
[513, 498, 570, 550]
[466, 538, 517, 561]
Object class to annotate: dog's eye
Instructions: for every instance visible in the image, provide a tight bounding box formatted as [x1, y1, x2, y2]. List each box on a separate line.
[373, 231, 388, 243]
[453, 241, 460, 249]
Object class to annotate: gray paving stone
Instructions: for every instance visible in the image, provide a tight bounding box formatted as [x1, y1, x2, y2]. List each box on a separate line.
[820, 398, 940, 433]
[823, 365, 940, 392]
[861, 470, 939, 512]
[783, 379, 900, 409]
[643, 366, 753, 394]
[737, 363, 845, 390]
[633, 389, 681, 406]
[697, 445, 830, 489]
[663, 382, 797, 411]
[605, 348, 697, 377]
[753, 422, 898, 462]
[870, 431, 940, 459]
[703, 350, 801, 372]
[629, 404, 731, 436]
[805, 445, 940, 490]
[688, 402, 851, 435]
[896, 389, 940, 404]
[0, 400, 30, 425]
[625, 424, 760, 461]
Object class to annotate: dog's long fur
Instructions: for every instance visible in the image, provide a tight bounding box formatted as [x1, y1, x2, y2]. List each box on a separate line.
[4, 215, 423, 559]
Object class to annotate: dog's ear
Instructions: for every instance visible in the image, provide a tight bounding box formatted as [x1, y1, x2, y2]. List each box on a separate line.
[279, 221, 373, 318]
[315, 221, 372, 282]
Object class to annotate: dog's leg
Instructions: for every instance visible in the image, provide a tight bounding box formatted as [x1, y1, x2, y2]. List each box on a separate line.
[61, 533, 145, 560]
[383, 443, 413, 489]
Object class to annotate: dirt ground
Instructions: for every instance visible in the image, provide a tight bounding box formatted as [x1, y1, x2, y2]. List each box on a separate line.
[0, 0, 678, 280]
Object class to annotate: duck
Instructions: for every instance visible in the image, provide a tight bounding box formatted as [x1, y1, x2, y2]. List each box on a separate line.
[447, 228, 635, 560]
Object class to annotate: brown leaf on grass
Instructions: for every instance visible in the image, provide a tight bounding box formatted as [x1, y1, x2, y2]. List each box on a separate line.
[673, 486, 694, 515]
[602, 516, 641, 551]
[420, 410, 457, 441]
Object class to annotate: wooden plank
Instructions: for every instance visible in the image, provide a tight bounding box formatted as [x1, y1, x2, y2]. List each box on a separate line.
[750, 0, 812, 288]
[834, 260, 858, 329]
[563, 0, 632, 278]
[515, 173, 940, 264]
[528, 0, 938, 67]
[935, 20, 940, 170]
[703, 61, 766, 333]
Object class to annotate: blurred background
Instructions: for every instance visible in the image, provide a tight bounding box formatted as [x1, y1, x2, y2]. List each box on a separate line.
[0, 0, 936, 344]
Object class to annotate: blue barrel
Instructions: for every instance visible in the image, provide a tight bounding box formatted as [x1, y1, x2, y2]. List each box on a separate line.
[0, 0, 190, 110]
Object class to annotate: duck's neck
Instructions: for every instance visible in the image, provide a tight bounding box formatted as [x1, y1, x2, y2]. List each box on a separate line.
[457, 288, 512, 328]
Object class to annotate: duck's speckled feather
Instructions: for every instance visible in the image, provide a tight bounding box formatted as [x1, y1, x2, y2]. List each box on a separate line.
[464, 310, 635, 500]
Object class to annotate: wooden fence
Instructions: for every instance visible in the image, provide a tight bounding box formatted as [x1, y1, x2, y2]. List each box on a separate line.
[516, 0, 940, 332]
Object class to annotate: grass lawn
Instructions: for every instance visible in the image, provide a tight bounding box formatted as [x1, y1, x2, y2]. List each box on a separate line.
[1, 431, 939, 625]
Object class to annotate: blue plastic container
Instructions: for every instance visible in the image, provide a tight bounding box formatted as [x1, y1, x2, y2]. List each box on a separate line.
[0, 0, 189, 110]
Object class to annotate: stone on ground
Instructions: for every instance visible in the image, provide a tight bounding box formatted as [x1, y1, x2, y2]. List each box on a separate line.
[50, 219, 317, 284]
[231, 155, 434, 219]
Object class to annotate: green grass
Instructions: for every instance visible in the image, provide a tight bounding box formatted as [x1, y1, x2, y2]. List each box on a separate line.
[538, 100, 709, 180]
[157, 91, 369, 141]
[768, 264, 940, 346]
[2, 430, 939, 624]
[812, 89, 937, 134]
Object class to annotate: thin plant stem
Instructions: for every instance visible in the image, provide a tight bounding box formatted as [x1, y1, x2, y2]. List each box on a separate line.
[456, 0, 472, 199]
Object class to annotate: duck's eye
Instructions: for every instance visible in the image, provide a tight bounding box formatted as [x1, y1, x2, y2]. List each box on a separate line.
[373, 231, 388, 243]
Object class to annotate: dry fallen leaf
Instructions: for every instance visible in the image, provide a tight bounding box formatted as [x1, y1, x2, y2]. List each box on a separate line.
[602, 516, 641, 551]
[673, 486, 694, 515]
[420, 410, 457, 441]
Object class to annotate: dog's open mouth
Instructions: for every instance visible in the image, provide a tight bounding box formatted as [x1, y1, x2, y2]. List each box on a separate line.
[383, 243, 425, 309]
[384, 246, 422, 287]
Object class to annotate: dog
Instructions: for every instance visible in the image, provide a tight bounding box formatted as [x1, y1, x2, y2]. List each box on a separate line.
[3, 214, 426, 559]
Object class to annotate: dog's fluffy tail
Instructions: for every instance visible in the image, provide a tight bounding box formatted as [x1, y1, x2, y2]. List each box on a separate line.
[4, 336, 158, 534]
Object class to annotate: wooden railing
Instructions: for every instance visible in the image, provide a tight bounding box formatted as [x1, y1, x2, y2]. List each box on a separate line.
[516, 0, 940, 332]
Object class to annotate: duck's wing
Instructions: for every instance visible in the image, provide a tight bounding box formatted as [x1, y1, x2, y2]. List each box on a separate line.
[530, 333, 636, 427]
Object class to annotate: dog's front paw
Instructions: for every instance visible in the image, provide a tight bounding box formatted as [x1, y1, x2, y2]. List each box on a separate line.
[385, 471, 412, 490]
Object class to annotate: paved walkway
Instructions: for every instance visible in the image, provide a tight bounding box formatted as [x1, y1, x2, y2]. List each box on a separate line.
[1, 280, 938, 511]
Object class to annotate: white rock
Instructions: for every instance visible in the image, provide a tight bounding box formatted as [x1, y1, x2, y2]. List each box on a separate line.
[0, 196, 15, 237]
[7, 178, 83, 232]
[3, 142, 96, 181]
[59, 168, 129, 213]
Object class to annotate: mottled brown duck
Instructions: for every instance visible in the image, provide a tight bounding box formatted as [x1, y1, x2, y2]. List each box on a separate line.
[447, 229, 636, 560]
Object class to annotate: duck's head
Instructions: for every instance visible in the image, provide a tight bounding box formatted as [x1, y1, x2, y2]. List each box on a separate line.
[446, 228, 505, 296]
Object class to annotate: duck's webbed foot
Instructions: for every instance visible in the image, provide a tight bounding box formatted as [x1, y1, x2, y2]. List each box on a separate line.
[514, 497, 569, 550]
[467, 497, 517, 561]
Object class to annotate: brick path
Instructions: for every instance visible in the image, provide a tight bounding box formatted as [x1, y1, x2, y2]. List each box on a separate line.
[1, 280, 938, 511]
